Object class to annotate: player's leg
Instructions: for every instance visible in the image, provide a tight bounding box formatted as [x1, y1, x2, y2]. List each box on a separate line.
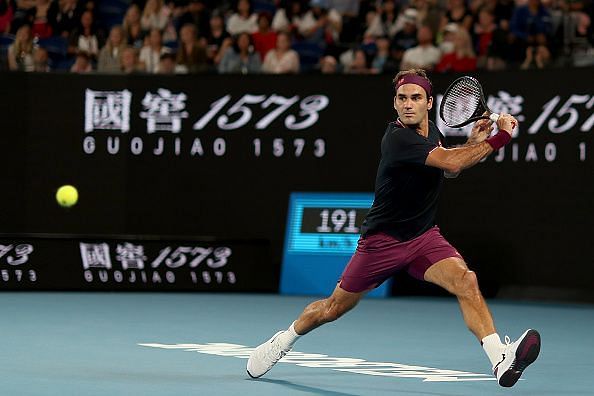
[423, 256, 540, 387]
[294, 283, 365, 334]
[247, 284, 365, 378]
[423, 256, 495, 340]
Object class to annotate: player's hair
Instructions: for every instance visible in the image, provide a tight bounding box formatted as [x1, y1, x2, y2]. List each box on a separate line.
[392, 69, 431, 88]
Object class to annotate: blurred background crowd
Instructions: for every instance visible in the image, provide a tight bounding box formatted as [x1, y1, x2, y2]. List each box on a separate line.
[0, 0, 592, 74]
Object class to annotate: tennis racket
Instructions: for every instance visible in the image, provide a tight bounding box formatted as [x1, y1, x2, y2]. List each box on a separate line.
[439, 76, 499, 128]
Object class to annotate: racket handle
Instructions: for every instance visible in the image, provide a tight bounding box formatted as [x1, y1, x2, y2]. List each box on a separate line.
[489, 113, 500, 122]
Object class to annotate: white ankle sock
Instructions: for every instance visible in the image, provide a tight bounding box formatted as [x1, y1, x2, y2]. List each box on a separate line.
[277, 322, 301, 349]
[482, 333, 504, 368]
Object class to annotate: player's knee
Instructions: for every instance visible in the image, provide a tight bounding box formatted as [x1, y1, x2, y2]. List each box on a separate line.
[456, 270, 480, 299]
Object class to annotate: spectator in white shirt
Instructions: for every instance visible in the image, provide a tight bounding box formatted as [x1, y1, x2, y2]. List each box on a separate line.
[139, 28, 171, 73]
[400, 25, 441, 70]
[262, 31, 300, 73]
[141, 0, 170, 32]
[226, 0, 258, 36]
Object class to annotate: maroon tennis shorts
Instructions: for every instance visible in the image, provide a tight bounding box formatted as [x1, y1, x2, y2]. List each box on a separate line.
[339, 226, 463, 293]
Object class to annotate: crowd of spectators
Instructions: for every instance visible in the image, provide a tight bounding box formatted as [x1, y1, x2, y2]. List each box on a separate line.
[0, 0, 592, 74]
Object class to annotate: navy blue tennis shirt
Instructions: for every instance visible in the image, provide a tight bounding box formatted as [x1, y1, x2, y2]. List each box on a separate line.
[361, 119, 446, 242]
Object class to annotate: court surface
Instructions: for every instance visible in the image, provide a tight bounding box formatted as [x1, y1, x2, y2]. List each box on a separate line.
[1, 292, 593, 396]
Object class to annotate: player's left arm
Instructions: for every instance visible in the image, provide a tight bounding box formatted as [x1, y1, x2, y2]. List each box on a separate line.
[444, 118, 494, 178]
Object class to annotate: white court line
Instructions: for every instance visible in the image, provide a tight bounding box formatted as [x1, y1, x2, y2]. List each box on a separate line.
[139, 342, 496, 382]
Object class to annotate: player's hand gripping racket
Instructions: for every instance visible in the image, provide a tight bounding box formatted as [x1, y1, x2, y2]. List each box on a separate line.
[439, 76, 500, 128]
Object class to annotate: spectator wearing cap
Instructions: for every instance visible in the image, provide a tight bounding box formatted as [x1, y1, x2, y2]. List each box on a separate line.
[435, 27, 476, 72]
[139, 28, 171, 73]
[439, 23, 458, 54]
[176, 23, 208, 73]
[252, 12, 277, 60]
[390, 9, 419, 66]
[262, 31, 299, 73]
[400, 25, 441, 70]
[218, 31, 261, 73]
[97, 25, 126, 73]
[226, 0, 258, 36]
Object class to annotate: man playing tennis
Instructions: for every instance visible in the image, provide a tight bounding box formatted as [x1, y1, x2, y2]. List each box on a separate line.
[247, 69, 540, 387]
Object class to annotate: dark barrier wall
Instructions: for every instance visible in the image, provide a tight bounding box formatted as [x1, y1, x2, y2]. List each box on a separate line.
[0, 70, 592, 296]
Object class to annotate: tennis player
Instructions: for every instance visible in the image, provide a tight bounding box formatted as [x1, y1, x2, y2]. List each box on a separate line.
[247, 69, 540, 387]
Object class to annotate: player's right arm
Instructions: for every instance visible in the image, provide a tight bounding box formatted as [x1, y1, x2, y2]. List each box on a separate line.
[426, 114, 516, 174]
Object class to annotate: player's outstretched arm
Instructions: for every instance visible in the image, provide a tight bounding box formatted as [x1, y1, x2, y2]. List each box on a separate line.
[427, 114, 516, 174]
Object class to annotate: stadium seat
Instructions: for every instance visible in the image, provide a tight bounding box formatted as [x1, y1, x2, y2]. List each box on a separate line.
[38, 36, 69, 63]
[291, 41, 324, 73]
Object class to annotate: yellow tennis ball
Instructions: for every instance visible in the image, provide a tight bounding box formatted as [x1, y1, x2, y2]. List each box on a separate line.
[56, 185, 78, 207]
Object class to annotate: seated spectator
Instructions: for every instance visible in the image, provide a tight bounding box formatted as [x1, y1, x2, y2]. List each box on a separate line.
[226, 0, 258, 36]
[262, 31, 299, 73]
[510, 0, 553, 68]
[97, 25, 126, 73]
[205, 12, 231, 65]
[32, 45, 49, 71]
[139, 28, 170, 73]
[0, 0, 14, 34]
[70, 50, 93, 72]
[218, 32, 261, 73]
[252, 11, 276, 60]
[441, 0, 473, 32]
[47, 0, 80, 38]
[345, 48, 372, 73]
[141, 0, 170, 32]
[8, 23, 34, 71]
[69, 10, 99, 61]
[400, 25, 441, 70]
[11, 0, 37, 34]
[439, 22, 458, 54]
[365, 0, 399, 39]
[296, 0, 342, 46]
[435, 27, 477, 72]
[272, 0, 307, 34]
[473, 8, 496, 68]
[371, 35, 397, 73]
[319, 54, 338, 73]
[120, 46, 144, 73]
[31, 0, 52, 38]
[156, 52, 177, 74]
[176, 23, 208, 73]
[390, 9, 418, 65]
[122, 4, 144, 48]
[176, 0, 210, 39]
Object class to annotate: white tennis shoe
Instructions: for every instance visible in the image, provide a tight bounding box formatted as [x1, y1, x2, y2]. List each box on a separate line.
[247, 331, 292, 378]
[494, 329, 541, 387]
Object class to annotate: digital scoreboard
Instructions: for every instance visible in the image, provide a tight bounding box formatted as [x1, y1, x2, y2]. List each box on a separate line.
[281, 192, 391, 298]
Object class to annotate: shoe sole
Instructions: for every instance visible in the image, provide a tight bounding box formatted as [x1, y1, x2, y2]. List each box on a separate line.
[499, 329, 541, 387]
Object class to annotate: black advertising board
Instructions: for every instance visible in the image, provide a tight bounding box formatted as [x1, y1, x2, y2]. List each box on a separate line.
[0, 70, 592, 295]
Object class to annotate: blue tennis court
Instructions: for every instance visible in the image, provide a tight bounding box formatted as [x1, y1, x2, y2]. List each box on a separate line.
[2, 292, 592, 396]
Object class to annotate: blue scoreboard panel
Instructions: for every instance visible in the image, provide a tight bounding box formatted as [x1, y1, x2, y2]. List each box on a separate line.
[280, 192, 391, 298]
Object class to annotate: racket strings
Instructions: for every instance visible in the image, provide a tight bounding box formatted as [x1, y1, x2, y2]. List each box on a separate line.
[441, 80, 482, 126]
